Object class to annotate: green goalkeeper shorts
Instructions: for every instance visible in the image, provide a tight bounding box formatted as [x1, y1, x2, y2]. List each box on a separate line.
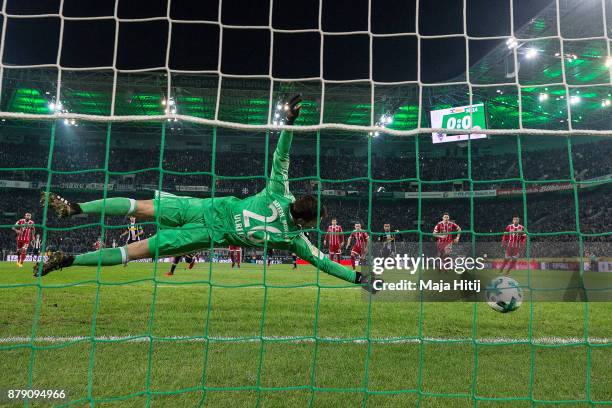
[148, 191, 212, 257]
[153, 190, 205, 227]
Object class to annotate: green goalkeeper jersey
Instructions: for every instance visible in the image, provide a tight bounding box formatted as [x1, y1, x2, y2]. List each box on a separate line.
[201, 130, 356, 283]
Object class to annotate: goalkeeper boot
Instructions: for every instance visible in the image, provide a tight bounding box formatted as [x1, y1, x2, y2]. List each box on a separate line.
[41, 192, 81, 218]
[34, 251, 74, 277]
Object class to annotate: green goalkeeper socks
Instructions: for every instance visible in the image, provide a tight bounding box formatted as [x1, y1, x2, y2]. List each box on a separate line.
[73, 247, 127, 266]
[79, 198, 136, 216]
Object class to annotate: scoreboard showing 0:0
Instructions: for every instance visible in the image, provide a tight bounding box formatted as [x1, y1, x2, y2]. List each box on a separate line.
[430, 103, 487, 144]
[445, 114, 473, 130]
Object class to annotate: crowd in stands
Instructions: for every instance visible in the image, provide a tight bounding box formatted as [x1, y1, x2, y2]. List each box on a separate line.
[2, 137, 611, 189]
[1, 137, 610, 258]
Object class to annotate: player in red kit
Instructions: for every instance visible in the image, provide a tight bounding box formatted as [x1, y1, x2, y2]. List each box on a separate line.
[433, 212, 461, 259]
[324, 218, 344, 263]
[13, 213, 35, 267]
[500, 216, 526, 276]
[433, 213, 461, 273]
[229, 245, 242, 268]
[346, 223, 369, 271]
[93, 237, 104, 250]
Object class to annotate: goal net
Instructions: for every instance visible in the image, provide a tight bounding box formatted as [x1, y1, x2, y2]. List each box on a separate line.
[0, 0, 610, 406]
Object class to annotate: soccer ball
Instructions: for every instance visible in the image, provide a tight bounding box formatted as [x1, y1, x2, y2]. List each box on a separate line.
[485, 276, 523, 313]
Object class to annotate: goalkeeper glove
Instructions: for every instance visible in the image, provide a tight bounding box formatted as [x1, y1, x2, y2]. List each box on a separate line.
[355, 272, 383, 295]
[284, 94, 302, 125]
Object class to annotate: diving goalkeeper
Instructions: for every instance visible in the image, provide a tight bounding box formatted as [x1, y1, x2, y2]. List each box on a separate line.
[35, 96, 375, 290]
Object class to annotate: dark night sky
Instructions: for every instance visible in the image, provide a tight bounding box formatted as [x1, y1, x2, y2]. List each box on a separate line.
[1, 0, 552, 83]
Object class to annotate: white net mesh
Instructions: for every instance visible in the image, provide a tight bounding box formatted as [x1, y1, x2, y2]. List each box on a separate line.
[0, 0, 609, 135]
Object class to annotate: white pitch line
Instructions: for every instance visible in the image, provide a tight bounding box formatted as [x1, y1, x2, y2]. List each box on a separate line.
[0, 336, 609, 345]
[18, 284, 361, 290]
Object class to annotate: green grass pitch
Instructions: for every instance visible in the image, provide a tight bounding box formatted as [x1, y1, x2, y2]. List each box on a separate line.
[0, 261, 610, 407]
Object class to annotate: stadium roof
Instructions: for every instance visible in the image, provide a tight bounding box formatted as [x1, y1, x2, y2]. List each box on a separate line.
[0, 0, 610, 133]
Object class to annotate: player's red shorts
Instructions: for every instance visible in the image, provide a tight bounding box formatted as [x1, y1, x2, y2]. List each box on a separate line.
[504, 246, 521, 259]
[350, 245, 365, 257]
[328, 243, 341, 254]
[437, 242, 452, 257]
[16, 240, 30, 251]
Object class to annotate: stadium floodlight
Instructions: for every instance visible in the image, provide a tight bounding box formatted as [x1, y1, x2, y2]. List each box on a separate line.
[570, 95, 581, 105]
[169, 99, 175, 106]
[525, 48, 538, 59]
[606, 56, 612, 68]
[63, 119, 69, 125]
[602, 99, 611, 107]
[161, 99, 167, 106]
[538, 93, 548, 102]
[379, 114, 392, 125]
[274, 112, 280, 119]
[506, 38, 517, 49]
[48, 102, 55, 111]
